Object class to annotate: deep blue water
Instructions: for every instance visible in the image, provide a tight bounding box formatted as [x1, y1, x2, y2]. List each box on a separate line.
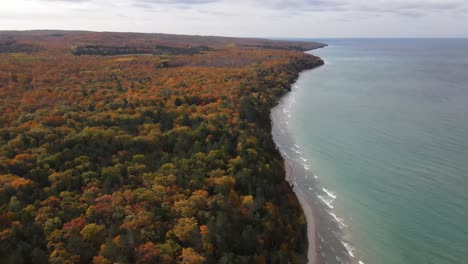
[273, 39, 468, 264]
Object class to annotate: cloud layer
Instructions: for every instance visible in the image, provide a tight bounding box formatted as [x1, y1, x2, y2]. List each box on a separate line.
[1, 0, 467, 37]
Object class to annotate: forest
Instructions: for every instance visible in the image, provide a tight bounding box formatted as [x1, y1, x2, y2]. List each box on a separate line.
[0, 30, 324, 263]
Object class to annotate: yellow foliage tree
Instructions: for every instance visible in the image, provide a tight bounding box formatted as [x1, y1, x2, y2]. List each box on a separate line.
[172, 217, 199, 242]
[180, 248, 205, 264]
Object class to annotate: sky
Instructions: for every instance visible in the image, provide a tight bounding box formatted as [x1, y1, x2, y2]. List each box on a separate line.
[1, 0, 467, 38]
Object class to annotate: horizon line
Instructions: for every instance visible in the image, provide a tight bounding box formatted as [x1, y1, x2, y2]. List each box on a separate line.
[1, 29, 467, 40]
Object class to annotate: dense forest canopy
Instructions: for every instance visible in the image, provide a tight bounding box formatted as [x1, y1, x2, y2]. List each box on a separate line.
[0, 30, 324, 264]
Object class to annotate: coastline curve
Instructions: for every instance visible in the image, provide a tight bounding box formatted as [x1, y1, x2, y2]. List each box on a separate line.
[271, 53, 359, 264]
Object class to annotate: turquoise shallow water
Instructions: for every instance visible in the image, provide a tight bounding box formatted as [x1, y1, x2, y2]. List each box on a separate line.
[283, 39, 468, 264]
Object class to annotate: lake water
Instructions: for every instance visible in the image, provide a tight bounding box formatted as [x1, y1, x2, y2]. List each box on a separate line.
[272, 39, 468, 264]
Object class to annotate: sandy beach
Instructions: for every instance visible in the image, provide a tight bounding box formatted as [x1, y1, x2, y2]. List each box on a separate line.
[285, 161, 319, 264]
[269, 53, 326, 264]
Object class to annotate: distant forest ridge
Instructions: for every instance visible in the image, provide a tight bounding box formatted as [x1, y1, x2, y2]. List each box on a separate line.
[0, 30, 326, 55]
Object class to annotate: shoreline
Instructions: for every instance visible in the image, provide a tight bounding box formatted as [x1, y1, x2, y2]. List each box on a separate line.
[271, 50, 357, 264]
[270, 56, 325, 264]
[271, 53, 360, 264]
[285, 161, 319, 264]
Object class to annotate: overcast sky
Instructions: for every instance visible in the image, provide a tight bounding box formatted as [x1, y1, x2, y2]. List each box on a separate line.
[1, 0, 467, 38]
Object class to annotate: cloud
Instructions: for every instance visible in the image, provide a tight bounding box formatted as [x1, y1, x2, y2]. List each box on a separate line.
[136, 0, 220, 5]
[354, 0, 466, 17]
[38, 0, 466, 15]
[266, 0, 347, 10]
[254, 0, 465, 16]
[3, 0, 466, 37]
[131, 0, 221, 10]
[39, 0, 91, 2]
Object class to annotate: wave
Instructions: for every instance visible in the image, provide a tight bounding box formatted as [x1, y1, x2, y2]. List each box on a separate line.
[320, 248, 325, 258]
[359, 261, 366, 264]
[318, 194, 334, 209]
[329, 212, 348, 229]
[341, 241, 355, 258]
[282, 152, 291, 160]
[291, 148, 302, 154]
[317, 232, 324, 243]
[336, 256, 345, 264]
[272, 89, 360, 264]
[322, 188, 337, 200]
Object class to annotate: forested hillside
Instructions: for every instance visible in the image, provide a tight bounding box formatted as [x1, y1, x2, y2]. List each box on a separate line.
[0, 31, 324, 264]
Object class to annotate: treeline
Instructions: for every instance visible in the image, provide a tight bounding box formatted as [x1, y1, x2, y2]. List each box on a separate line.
[72, 45, 212, 56]
[0, 40, 40, 53]
[0, 31, 323, 264]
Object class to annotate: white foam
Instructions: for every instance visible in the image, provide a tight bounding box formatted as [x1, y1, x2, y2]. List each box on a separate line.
[300, 157, 307, 162]
[309, 187, 313, 191]
[341, 241, 355, 258]
[318, 195, 334, 209]
[294, 144, 301, 149]
[292, 148, 302, 154]
[317, 232, 324, 243]
[359, 261, 365, 264]
[336, 256, 344, 264]
[303, 164, 310, 171]
[329, 212, 348, 229]
[314, 175, 319, 179]
[322, 188, 337, 200]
